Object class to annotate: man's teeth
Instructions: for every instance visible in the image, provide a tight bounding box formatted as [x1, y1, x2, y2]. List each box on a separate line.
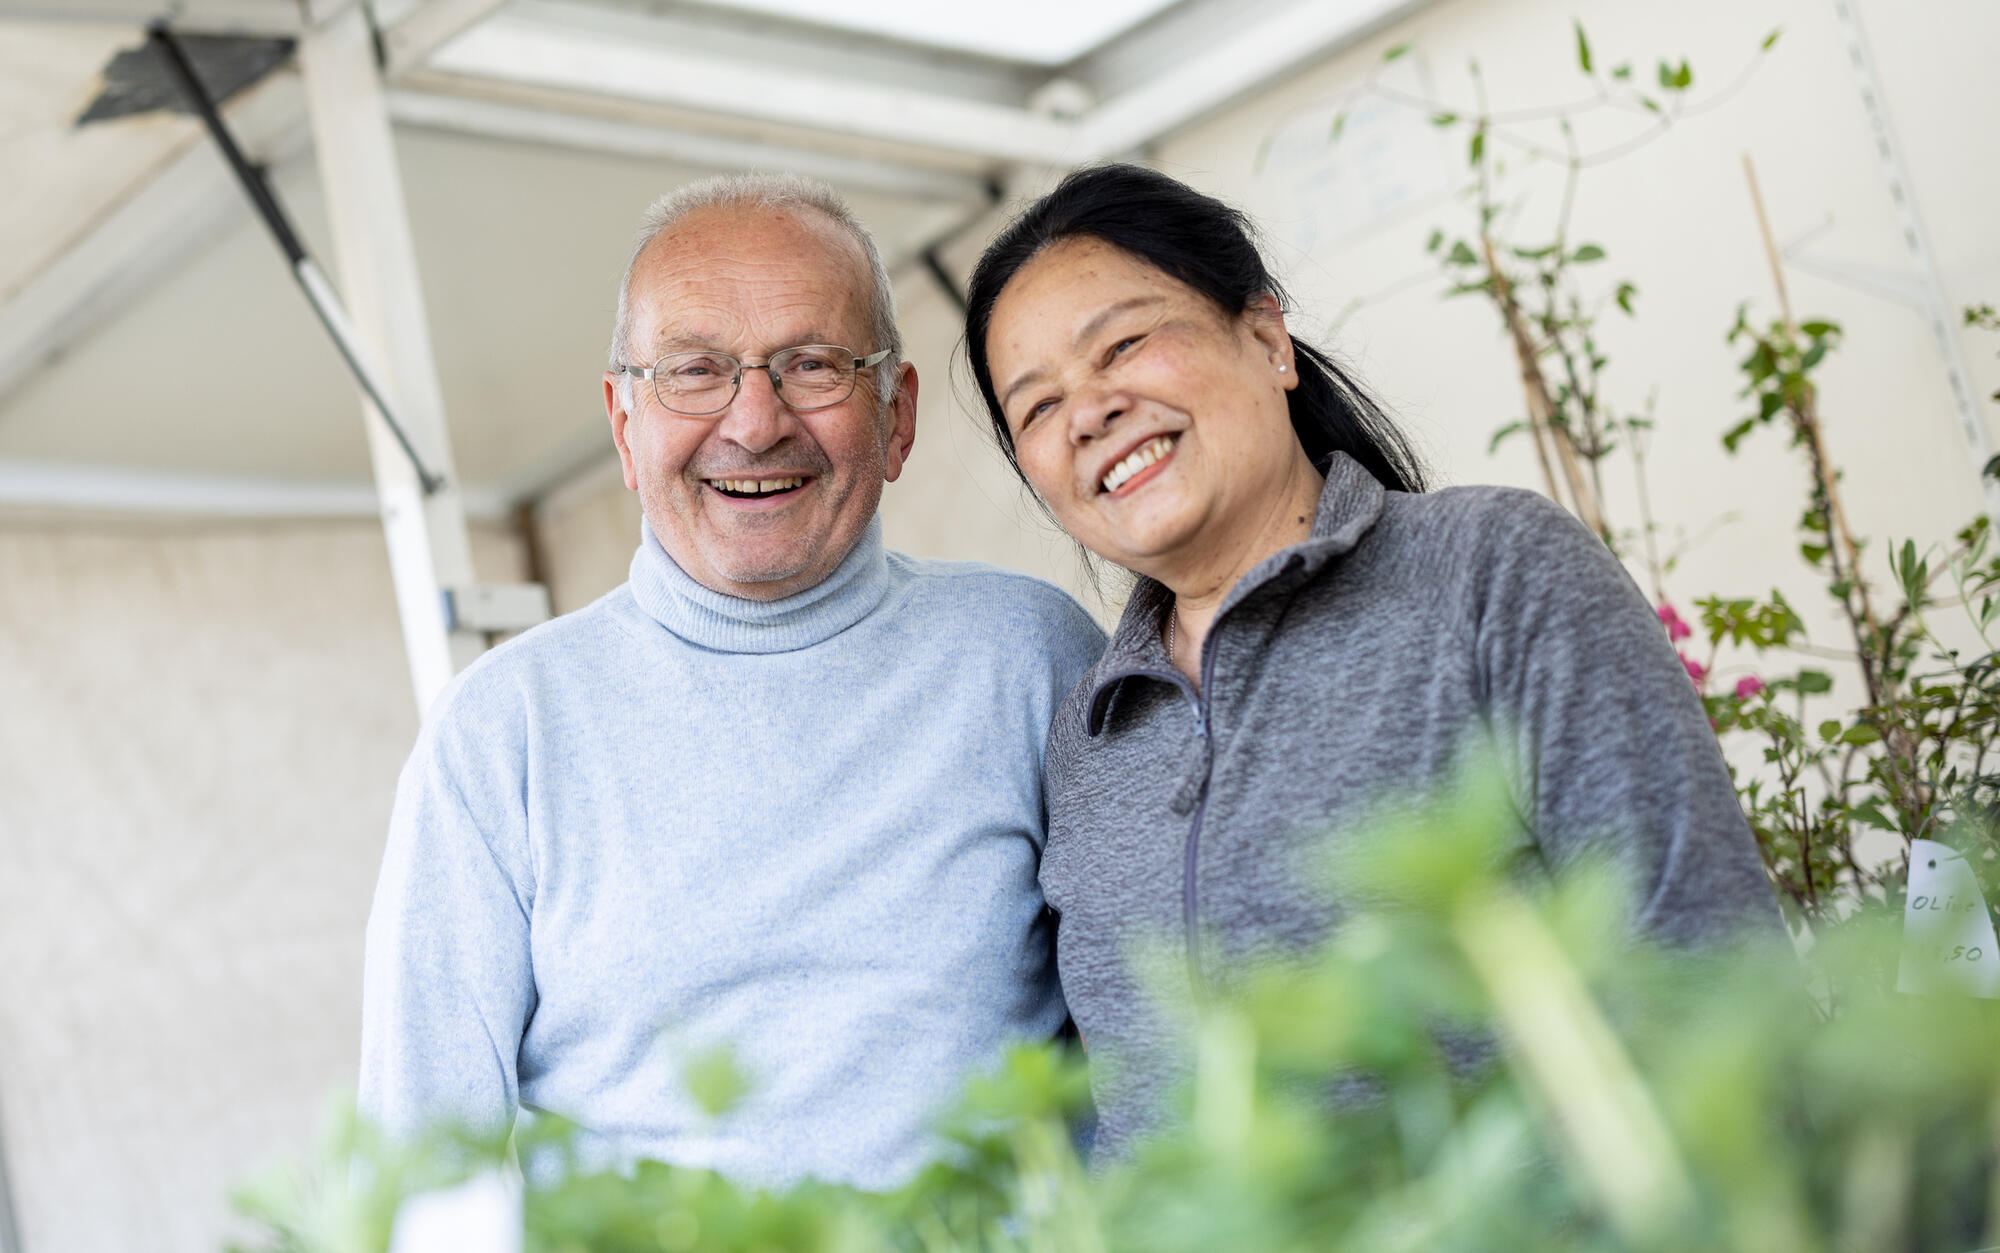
[1101, 436, 1175, 493]
[713, 477, 806, 496]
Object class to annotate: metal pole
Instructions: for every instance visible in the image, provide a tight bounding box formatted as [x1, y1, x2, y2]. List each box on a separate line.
[1828, 0, 2000, 523]
[0, 1087, 23, 1253]
[296, 2, 487, 710]
[148, 22, 446, 496]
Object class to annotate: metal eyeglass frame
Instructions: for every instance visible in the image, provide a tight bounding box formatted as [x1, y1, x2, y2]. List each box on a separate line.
[618, 345, 894, 416]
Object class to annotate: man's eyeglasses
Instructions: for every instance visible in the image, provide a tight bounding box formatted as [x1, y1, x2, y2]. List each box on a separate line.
[617, 345, 893, 417]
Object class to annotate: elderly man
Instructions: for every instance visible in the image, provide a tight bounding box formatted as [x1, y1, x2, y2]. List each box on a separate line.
[359, 174, 1105, 1189]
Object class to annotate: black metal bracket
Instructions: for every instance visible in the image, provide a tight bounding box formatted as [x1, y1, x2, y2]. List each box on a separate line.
[148, 22, 447, 496]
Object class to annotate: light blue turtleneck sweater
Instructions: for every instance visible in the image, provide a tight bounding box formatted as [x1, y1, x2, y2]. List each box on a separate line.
[359, 517, 1105, 1189]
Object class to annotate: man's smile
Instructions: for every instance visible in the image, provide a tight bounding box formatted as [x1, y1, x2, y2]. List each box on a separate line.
[705, 475, 814, 504]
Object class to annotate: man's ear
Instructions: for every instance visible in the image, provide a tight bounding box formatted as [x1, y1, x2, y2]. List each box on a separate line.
[1244, 293, 1299, 391]
[882, 361, 918, 483]
[605, 372, 641, 491]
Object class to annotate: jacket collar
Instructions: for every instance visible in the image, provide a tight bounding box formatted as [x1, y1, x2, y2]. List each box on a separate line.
[1084, 451, 1387, 735]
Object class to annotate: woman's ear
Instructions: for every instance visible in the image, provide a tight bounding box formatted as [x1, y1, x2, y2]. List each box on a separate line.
[1243, 293, 1299, 390]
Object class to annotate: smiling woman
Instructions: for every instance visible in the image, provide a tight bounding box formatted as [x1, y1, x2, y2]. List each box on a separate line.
[964, 164, 1783, 1162]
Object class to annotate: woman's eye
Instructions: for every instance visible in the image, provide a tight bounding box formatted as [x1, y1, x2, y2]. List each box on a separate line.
[1110, 335, 1143, 357]
[1019, 398, 1055, 429]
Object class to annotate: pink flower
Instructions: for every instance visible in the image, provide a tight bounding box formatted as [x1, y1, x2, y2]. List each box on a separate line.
[1657, 602, 1692, 642]
[1679, 652, 1706, 685]
[1734, 675, 1765, 700]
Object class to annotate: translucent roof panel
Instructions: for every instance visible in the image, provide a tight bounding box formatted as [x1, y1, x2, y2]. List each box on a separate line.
[694, 0, 1181, 66]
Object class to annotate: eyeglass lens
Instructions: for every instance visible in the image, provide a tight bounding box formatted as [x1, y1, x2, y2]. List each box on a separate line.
[652, 346, 860, 415]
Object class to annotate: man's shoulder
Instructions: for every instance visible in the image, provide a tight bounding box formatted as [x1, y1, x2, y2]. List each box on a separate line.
[884, 552, 1106, 648]
[425, 584, 641, 729]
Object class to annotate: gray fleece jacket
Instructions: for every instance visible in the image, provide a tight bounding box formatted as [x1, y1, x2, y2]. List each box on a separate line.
[1039, 452, 1780, 1161]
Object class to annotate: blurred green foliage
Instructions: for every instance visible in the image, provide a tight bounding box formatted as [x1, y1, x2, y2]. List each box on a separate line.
[233, 777, 2000, 1253]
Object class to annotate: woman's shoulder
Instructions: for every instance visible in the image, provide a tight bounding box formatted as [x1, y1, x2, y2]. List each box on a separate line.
[1384, 480, 1582, 541]
[1374, 482, 1611, 578]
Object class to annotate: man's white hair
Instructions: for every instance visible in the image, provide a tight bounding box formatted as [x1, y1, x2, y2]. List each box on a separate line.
[608, 173, 901, 403]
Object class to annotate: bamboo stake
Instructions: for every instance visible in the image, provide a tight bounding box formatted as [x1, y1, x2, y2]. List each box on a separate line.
[1742, 153, 1877, 635]
[1482, 235, 1608, 539]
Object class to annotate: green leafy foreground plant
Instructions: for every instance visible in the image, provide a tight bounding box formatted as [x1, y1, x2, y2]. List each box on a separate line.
[233, 775, 2000, 1253]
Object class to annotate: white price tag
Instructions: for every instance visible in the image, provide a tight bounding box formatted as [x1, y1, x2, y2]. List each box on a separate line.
[1897, 839, 2000, 999]
[388, 1169, 522, 1253]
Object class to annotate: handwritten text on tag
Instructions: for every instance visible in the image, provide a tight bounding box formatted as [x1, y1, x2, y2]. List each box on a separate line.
[1898, 838, 2000, 999]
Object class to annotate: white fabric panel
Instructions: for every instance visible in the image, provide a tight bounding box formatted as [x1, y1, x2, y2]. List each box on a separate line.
[0, 519, 520, 1253]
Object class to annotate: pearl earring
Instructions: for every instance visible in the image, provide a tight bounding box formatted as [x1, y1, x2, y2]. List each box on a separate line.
[1277, 365, 1287, 373]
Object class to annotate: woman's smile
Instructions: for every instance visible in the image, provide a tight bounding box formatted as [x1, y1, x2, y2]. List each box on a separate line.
[1098, 433, 1179, 497]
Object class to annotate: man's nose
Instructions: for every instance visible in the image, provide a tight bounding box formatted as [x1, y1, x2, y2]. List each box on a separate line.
[714, 365, 792, 453]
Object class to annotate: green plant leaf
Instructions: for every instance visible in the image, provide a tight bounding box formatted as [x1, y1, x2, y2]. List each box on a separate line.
[1841, 723, 1881, 746]
[1384, 42, 1411, 62]
[1796, 669, 1833, 694]
[1722, 418, 1758, 453]
[1426, 227, 1444, 253]
[1615, 282, 1637, 314]
[1431, 111, 1459, 126]
[1251, 133, 1276, 173]
[1469, 128, 1485, 166]
[1849, 801, 1894, 831]
[1574, 21, 1593, 74]
[1800, 320, 1838, 337]
[683, 1046, 749, 1118]
[1489, 421, 1527, 453]
[1818, 720, 1843, 742]
[1447, 240, 1479, 267]
[1611, 63, 1632, 80]
[1762, 27, 1782, 50]
[1571, 244, 1606, 263]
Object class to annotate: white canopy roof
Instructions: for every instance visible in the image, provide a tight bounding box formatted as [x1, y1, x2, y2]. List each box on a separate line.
[0, 0, 1429, 515]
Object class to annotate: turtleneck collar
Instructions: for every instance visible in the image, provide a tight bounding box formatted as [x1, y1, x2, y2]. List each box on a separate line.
[628, 514, 892, 654]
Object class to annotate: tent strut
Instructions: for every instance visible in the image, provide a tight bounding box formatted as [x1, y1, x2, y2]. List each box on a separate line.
[147, 22, 446, 496]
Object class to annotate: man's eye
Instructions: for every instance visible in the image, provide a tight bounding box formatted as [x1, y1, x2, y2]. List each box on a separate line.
[672, 358, 725, 378]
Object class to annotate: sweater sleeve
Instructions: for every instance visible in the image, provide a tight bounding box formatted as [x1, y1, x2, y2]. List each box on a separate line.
[1468, 491, 1782, 944]
[358, 690, 536, 1140]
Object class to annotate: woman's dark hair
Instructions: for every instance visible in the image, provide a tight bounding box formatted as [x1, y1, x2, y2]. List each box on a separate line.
[965, 163, 1427, 495]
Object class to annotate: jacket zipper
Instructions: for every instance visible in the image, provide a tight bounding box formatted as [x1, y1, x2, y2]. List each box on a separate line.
[1180, 642, 1220, 996]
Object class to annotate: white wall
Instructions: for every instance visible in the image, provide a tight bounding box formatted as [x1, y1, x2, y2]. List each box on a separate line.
[0, 518, 523, 1253]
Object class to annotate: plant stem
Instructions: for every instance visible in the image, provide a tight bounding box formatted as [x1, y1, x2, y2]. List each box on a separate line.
[1481, 232, 1607, 539]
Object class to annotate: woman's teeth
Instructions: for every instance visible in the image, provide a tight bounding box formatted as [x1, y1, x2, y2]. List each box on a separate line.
[713, 477, 805, 497]
[1101, 436, 1175, 493]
